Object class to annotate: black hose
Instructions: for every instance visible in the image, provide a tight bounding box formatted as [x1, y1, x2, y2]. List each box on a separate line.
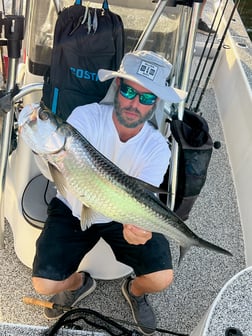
[43, 307, 189, 336]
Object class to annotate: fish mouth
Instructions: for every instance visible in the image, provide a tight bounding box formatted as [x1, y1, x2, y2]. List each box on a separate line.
[18, 104, 66, 154]
[18, 103, 40, 127]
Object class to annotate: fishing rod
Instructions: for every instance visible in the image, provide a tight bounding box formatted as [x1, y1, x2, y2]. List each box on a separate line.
[23, 296, 189, 336]
[194, 0, 241, 113]
[186, 0, 229, 108]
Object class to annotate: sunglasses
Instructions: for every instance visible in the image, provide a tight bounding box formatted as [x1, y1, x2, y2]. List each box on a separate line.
[119, 80, 157, 105]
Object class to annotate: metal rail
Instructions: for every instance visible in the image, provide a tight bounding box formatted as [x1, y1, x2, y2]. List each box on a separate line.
[0, 82, 43, 248]
[167, 1, 202, 210]
[134, 0, 170, 51]
[0, 0, 26, 247]
[0, 58, 19, 247]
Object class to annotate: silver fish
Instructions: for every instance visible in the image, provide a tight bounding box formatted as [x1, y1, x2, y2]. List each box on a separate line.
[18, 105, 232, 261]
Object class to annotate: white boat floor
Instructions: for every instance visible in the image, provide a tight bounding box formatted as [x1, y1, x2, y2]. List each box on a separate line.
[0, 85, 246, 335]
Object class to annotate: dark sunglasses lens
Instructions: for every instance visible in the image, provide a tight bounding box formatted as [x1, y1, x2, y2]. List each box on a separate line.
[139, 93, 157, 105]
[120, 81, 157, 105]
[120, 83, 137, 99]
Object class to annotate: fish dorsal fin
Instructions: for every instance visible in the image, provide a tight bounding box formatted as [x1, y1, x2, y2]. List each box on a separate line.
[48, 163, 67, 198]
[131, 176, 169, 194]
[80, 204, 94, 230]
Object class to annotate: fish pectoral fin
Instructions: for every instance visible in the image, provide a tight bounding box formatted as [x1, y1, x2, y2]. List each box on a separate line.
[178, 245, 190, 266]
[80, 204, 93, 230]
[48, 163, 67, 197]
[131, 176, 169, 194]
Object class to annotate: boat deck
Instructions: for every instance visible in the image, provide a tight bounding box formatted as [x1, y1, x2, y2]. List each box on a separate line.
[0, 1, 250, 335]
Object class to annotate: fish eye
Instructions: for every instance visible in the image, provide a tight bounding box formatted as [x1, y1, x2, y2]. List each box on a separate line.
[38, 109, 49, 120]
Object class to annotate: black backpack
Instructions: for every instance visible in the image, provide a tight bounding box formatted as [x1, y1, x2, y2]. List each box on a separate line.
[42, 0, 124, 120]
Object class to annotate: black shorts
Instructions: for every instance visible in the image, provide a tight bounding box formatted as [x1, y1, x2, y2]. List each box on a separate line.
[32, 198, 173, 281]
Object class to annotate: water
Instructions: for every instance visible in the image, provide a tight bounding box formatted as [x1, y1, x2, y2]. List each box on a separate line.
[238, 0, 252, 41]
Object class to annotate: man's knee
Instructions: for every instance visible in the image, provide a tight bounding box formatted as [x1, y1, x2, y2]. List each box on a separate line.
[141, 269, 174, 292]
[155, 269, 174, 290]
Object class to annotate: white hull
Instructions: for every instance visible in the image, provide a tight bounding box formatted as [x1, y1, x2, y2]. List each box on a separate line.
[213, 29, 252, 266]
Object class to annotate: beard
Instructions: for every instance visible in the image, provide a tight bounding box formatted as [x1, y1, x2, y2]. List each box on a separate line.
[114, 90, 156, 129]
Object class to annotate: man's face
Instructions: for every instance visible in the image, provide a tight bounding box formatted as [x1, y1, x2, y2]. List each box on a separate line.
[114, 78, 158, 129]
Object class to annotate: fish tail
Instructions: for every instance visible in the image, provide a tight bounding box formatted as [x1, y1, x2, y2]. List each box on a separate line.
[178, 238, 233, 265]
[198, 237, 233, 257]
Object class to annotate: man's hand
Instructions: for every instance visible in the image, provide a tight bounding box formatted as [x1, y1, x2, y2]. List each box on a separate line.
[123, 224, 152, 245]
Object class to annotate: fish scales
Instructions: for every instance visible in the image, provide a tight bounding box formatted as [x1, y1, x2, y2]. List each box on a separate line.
[18, 106, 233, 260]
[50, 127, 168, 229]
[51, 126, 186, 234]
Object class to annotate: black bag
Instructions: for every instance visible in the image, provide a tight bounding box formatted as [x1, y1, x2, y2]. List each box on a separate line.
[170, 109, 213, 220]
[160, 109, 213, 220]
[42, 0, 124, 120]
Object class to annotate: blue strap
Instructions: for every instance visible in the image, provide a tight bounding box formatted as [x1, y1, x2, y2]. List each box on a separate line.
[75, 0, 82, 5]
[51, 88, 59, 114]
[102, 0, 109, 10]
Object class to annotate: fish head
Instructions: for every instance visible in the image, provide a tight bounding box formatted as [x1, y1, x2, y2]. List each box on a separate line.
[18, 104, 66, 154]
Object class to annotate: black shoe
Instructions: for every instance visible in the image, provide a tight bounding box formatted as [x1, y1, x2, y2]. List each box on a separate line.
[198, 18, 216, 35]
[122, 277, 156, 335]
[44, 271, 96, 320]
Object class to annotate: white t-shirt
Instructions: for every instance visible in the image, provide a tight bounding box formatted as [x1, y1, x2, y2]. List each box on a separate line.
[57, 103, 170, 223]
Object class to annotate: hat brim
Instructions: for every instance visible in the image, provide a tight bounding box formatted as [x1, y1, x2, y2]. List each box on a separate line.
[98, 69, 187, 103]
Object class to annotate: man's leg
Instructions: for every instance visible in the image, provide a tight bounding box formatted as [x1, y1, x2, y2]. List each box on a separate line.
[33, 271, 96, 319]
[121, 269, 173, 335]
[101, 222, 173, 335]
[130, 269, 173, 296]
[32, 197, 99, 319]
[32, 271, 83, 295]
[198, 0, 216, 35]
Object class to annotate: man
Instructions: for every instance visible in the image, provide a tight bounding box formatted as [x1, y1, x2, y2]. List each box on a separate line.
[198, 0, 216, 35]
[32, 50, 187, 335]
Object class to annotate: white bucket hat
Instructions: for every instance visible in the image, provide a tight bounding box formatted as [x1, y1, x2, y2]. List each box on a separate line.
[98, 50, 187, 103]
